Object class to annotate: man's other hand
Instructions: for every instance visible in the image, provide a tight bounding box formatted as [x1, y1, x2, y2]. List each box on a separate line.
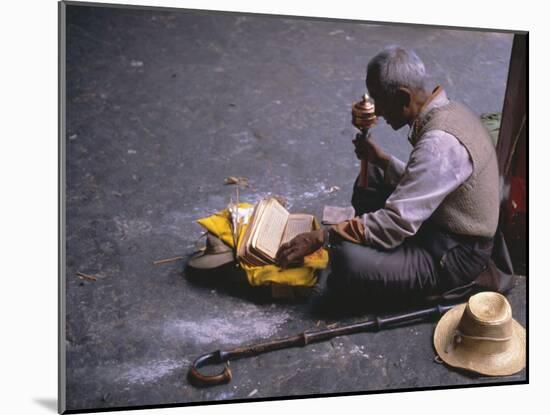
[275, 229, 324, 269]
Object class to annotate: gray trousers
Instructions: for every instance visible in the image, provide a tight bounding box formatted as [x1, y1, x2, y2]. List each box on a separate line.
[326, 165, 494, 305]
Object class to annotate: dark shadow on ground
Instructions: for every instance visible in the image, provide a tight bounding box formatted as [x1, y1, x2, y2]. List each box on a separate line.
[185, 262, 275, 305]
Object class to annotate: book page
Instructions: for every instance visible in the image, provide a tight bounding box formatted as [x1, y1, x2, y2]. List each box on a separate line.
[281, 214, 314, 245]
[237, 201, 257, 259]
[245, 200, 274, 265]
[254, 199, 289, 260]
[237, 199, 267, 260]
[248, 199, 269, 250]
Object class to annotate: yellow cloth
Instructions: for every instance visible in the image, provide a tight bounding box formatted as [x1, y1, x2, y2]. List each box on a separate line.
[196, 203, 328, 287]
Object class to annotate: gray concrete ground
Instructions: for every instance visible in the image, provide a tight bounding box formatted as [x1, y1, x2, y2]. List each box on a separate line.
[64, 4, 524, 412]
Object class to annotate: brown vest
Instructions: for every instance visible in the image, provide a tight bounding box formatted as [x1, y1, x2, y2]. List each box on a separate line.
[410, 101, 499, 237]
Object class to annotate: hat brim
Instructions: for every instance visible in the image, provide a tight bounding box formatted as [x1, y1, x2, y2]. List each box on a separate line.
[187, 250, 235, 269]
[434, 303, 526, 376]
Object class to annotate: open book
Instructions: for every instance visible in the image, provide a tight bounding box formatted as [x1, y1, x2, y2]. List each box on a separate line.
[237, 198, 315, 267]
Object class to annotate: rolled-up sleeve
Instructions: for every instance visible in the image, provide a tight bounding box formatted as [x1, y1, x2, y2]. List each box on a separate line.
[361, 130, 473, 249]
[331, 217, 365, 244]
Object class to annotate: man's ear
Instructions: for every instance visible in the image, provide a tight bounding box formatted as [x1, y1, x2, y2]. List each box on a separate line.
[396, 87, 412, 110]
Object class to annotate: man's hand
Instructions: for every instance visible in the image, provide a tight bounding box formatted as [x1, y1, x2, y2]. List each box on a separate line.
[275, 229, 324, 269]
[353, 133, 390, 170]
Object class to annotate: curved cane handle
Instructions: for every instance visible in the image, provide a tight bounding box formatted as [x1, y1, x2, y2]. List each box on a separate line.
[187, 351, 232, 387]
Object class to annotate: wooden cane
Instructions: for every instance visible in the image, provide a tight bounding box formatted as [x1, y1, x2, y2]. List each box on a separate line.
[188, 303, 456, 387]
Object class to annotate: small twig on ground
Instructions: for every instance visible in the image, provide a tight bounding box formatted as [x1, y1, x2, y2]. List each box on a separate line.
[76, 272, 97, 281]
[152, 256, 184, 265]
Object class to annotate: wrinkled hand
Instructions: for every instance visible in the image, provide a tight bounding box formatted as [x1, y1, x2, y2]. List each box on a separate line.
[352, 133, 389, 168]
[275, 229, 324, 269]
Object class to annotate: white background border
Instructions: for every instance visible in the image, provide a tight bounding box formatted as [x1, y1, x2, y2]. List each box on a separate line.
[2, 0, 543, 413]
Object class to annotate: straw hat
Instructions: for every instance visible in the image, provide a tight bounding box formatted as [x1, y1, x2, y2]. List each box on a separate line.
[187, 233, 235, 269]
[433, 292, 525, 376]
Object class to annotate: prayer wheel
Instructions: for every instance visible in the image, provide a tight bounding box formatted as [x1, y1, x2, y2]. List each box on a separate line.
[351, 94, 376, 188]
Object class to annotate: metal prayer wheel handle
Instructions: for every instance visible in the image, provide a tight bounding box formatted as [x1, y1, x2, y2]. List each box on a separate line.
[351, 94, 377, 188]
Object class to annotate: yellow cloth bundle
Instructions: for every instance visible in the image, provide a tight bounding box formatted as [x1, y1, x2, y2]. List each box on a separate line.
[197, 203, 328, 287]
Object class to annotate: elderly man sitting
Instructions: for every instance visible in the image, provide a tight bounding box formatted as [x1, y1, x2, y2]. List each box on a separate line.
[276, 46, 508, 307]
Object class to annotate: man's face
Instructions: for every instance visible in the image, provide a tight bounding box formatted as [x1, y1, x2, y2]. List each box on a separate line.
[366, 77, 408, 131]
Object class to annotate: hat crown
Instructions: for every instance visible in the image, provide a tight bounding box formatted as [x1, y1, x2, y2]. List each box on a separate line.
[205, 233, 233, 254]
[457, 292, 513, 355]
[187, 233, 235, 269]
[468, 291, 511, 324]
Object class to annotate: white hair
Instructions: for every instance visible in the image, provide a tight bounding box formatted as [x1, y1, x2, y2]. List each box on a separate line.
[367, 46, 427, 98]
